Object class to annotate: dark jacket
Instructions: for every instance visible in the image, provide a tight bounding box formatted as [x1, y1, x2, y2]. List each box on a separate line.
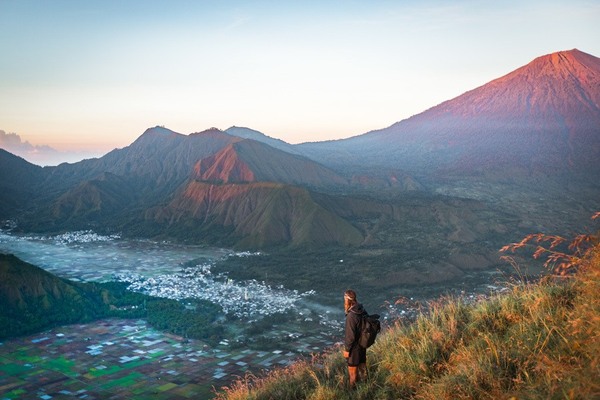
[345, 303, 366, 352]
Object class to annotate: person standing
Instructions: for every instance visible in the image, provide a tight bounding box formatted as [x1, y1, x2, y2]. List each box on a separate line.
[343, 289, 367, 388]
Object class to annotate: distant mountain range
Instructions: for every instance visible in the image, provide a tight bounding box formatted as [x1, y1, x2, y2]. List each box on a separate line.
[1, 49, 598, 249]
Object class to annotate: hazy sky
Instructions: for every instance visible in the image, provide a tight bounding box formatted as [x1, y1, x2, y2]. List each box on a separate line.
[1, 0, 599, 164]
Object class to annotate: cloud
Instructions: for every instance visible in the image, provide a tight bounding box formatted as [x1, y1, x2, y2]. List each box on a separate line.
[0, 130, 101, 166]
[0, 129, 55, 152]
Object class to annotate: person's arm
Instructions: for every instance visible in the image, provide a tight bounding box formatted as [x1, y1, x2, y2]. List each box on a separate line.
[344, 313, 357, 355]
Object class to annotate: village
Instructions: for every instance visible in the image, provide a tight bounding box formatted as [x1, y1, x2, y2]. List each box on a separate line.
[113, 263, 317, 321]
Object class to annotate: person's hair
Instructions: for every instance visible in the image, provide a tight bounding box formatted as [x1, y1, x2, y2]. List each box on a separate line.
[344, 289, 357, 305]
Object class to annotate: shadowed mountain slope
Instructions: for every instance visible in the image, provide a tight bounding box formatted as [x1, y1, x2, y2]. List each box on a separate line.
[41, 172, 137, 229]
[146, 181, 363, 248]
[0, 254, 109, 338]
[0, 150, 44, 218]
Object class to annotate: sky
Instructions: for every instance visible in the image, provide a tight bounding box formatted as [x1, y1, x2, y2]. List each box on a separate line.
[1, 0, 599, 166]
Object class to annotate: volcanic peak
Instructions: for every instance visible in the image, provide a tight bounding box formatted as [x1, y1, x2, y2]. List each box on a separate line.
[416, 49, 600, 123]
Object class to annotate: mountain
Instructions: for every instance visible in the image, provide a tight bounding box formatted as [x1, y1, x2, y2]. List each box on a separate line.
[194, 139, 348, 188]
[4, 128, 360, 248]
[137, 138, 361, 248]
[14, 127, 246, 232]
[42, 126, 241, 199]
[44, 172, 137, 229]
[3, 49, 599, 250]
[0, 149, 45, 218]
[299, 49, 600, 179]
[423, 49, 600, 124]
[146, 181, 364, 248]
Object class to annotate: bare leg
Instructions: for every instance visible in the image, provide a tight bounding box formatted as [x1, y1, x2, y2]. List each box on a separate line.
[348, 366, 358, 388]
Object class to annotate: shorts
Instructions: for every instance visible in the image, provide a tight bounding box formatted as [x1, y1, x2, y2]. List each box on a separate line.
[347, 345, 366, 366]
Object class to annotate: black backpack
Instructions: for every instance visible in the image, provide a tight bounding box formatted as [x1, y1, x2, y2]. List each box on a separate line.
[359, 313, 381, 348]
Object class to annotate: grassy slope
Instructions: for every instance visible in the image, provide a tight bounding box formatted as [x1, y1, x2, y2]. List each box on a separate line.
[216, 239, 600, 399]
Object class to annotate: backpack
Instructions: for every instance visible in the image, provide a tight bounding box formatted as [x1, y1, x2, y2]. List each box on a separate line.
[359, 313, 381, 348]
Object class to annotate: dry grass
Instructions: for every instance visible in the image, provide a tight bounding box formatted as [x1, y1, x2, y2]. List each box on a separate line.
[216, 215, 600, 399]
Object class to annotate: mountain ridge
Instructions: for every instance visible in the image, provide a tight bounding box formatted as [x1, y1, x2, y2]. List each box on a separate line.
[2, 49, 599, 250]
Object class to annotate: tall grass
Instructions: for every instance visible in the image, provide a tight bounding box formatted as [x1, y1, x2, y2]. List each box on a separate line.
[216, 220, 600, 399]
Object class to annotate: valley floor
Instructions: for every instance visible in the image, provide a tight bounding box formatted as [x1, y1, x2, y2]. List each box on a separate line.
[0, 318, 337, 399]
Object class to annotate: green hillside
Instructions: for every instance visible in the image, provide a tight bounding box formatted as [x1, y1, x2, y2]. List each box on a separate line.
[0, 253, 114, 338]
[216, 220, 600, 399]
[0, 254, 224, 342]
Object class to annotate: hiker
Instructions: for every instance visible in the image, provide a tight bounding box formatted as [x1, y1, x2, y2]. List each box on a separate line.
[343, 289, 367, 388]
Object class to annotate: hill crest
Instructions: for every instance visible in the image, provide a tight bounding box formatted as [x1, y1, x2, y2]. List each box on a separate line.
[194, 139, 348, 188]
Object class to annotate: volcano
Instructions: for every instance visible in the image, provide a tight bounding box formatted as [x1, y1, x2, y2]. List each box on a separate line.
[299, 49, 600, 178]
[422, 49, 600, 123]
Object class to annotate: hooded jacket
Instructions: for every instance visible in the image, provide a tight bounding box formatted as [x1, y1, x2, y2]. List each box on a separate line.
[345, 302, 366, 352]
